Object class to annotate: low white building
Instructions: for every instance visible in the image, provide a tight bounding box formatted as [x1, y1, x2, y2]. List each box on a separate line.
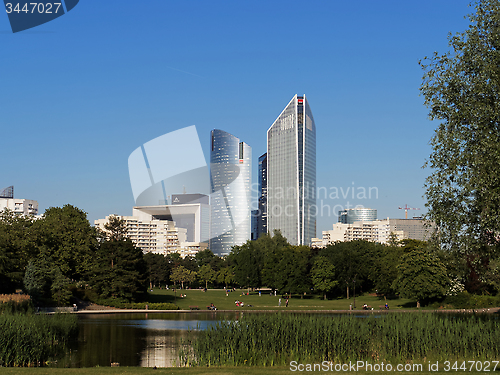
[0, 198, 39, 216]
[0, 186, 39, 216]
[95, 215, 208, 257]
[313, 218, 435, 247]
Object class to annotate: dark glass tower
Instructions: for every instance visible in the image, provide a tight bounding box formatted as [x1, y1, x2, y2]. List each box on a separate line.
[257, 152, 267, 237]
[267, 95, 316, 246]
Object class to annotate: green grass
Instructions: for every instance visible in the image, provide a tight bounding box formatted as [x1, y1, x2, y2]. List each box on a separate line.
[148, 288, 415, 311]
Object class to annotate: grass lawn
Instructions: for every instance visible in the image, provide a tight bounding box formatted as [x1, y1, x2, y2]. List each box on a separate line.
[147, 287, 416, 311]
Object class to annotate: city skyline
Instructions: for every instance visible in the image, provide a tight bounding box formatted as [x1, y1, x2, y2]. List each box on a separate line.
[1, 1, 472, 234]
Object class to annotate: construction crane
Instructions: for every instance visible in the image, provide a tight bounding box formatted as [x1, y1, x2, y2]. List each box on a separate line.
[398, 204, 420, 219]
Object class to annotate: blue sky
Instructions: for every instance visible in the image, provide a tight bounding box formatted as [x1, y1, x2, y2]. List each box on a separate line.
[1, 0, 472, 234]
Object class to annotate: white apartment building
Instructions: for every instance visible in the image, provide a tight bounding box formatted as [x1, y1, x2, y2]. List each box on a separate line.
[0, 198, 39, 216]
[311, 218, 433, 247]
[0, 186, 39, 217]
[95, 215, 207, 258]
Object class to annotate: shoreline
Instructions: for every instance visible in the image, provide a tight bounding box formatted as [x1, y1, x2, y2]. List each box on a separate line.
[42, 307, 500, 314]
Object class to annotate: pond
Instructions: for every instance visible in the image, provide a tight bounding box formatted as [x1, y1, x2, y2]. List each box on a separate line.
[54, 311, 497, 368]
[56, 312, 240, 368]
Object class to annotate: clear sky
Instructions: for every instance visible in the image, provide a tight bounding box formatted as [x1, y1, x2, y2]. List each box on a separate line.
[1, 0, 472, 234]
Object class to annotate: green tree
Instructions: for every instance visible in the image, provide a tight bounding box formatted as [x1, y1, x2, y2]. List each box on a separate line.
[144, 252, 170, 289]
[90, 240, 147, 301]
[23, 257, 72, 305]
[393, 249, 449, 307]
[275, 245, 312, 297]
[420, 0, 500, 292]
[216, 266, 234, 289]
[230, 241, 263, 289]
[103, 215, 127, 241]
[259, 231, 289, 290]
[320, 240, 381, 298]
[374, 244, 404, 296]
[311, 256, 338, 300]
[170, 265, 197, 289]
[33, 205, 98, 280]
[198, 264, 216, 289]
[0, 210, 36, 292]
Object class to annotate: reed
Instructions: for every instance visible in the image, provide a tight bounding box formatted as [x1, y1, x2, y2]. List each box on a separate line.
[0, 294, 32, 313]
[0, 312, 78, 367]
[187, 313, 500, 366]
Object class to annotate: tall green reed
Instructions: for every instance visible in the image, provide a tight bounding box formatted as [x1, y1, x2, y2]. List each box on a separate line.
[187, 313, 500, 367]
[0, 312, 78, 367]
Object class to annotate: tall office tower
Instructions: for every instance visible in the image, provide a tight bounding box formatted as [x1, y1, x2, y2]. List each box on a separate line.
[267, 95, 316, 246]
[210, 129, 252, 256]
[257, 152, 267, 237]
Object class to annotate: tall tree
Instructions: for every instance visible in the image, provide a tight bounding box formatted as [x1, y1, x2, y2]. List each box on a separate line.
[420, 0, 500, 290]
[311, 256, 338, 300]
[170, 265, 197, 289]
[216, 266, 234, 289]
[231, 241, 263, 289]
[393, 249, 449, 307]
[0, 210, 35, 292]
[103, 215, 127, 241]
[275, 245, 312, 297]
[90, 239, 147, 301]
[144, 252, 170, 289]
[33, 205, 98, 280]
[198, 264, 216, 289]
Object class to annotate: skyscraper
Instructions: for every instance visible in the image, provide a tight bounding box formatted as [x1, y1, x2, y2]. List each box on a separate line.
[257, 152, 268, 238]
[267, 95, 316, 245]
[210, 129, 252, 256]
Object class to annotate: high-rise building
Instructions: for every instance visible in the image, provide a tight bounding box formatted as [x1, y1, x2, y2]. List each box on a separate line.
[267, 95, 316, 246]
[257, 152, 267, 238]
[251, 210, 259, 240]
[210, 129, 252, 256]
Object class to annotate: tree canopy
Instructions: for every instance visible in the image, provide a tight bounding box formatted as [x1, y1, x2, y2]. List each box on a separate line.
[420, 0, 500, 290]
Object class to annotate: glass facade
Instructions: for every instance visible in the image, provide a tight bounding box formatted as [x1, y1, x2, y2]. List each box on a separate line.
[338, 208, 377, 224]
[209, 129, 252, 256]
[257, 152, 267, 237]
[267, 95, 316, 246]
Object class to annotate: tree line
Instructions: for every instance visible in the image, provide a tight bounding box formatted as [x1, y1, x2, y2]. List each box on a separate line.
[0, 205, 146, 305]
[1, 205, 499, 307]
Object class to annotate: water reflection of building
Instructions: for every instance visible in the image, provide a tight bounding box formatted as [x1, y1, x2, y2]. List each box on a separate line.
[140, 329, 189, 368]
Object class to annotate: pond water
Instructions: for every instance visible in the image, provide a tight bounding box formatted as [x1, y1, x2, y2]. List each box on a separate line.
[57, 312, 240, 368]
[54, 311, 496, 368]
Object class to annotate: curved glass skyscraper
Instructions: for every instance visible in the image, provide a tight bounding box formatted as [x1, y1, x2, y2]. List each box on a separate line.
[267, 95, 316, 246]
[210, 129, 252, 256]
